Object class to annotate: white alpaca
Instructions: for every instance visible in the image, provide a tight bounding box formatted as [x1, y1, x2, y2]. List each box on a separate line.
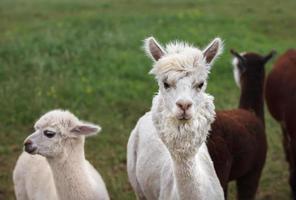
[13, 110, 109, 200]
[127, 37, 224, 200]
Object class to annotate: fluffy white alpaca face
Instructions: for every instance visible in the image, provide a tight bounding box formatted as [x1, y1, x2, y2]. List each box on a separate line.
[26, 126, 63, 157]
[157, 68, 209, 120]
[145, 37, 223, 121]
[24, 110, 101, 158]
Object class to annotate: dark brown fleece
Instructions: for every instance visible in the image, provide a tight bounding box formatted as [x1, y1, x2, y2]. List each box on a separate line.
[265, 49, 296, 199]
[207, 51, 273, 200]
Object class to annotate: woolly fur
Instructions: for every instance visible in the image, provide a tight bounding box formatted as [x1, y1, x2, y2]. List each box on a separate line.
[127, 37, 224, 200]
[13, 110, 109, 200]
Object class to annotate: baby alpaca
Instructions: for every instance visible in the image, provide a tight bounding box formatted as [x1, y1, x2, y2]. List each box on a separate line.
[13, 110, 109, 200]
[127, 37, 224, 200]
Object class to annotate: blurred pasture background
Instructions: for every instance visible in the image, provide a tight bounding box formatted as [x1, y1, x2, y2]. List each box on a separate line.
[0, 0, 296, 199]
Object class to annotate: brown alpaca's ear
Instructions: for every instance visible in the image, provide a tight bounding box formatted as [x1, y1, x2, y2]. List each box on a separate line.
[144, 37, 166, 61]
[230, 49, 246, 64]
[230, 49, 247, 72]
[203, 37, 223, 65]
[262, 50, 276, 64]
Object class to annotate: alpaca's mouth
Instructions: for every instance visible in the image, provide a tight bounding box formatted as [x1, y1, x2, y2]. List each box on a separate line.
[176, 113, 192, 121]
[24, 145, 37, 154]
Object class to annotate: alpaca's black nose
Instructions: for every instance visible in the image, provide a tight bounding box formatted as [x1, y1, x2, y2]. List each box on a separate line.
[24, 140, 37, 154]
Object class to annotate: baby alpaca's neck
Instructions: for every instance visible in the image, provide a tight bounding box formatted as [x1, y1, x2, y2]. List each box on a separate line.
[47, 138, 98, 200]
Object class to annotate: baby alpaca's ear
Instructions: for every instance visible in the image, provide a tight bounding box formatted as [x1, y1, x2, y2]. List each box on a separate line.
[71, 123, 101, 137]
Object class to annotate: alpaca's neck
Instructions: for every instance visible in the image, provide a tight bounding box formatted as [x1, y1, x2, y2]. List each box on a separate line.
[239, 74, 265, 124]
[47, 138, 98, 200]
[173, 157, 201, 199]
[152, 93, 216, 199]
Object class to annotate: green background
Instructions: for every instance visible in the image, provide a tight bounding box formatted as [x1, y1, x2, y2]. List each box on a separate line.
[0, 0, 295, 199]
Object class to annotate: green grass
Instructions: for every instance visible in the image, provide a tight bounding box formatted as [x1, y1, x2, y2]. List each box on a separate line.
[0, 0, 295, 199]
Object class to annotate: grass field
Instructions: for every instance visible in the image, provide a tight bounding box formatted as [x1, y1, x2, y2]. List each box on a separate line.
[0, 0, 296, 199]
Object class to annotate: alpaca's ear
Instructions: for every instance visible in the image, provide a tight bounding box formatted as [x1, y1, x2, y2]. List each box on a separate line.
[230, 49, 246, 63]
[70, 123, 101, 137]
[202, 37, 223, 65]
[262, 49, 276, 64]
[144, 37, 166, 61]
[230, 49, 247, 72]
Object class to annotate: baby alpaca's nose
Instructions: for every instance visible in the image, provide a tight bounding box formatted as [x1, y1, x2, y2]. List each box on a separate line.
[24, 140, 36, 154]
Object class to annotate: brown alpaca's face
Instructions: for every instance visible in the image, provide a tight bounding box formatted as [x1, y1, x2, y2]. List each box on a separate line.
[231, 50, 276, 88]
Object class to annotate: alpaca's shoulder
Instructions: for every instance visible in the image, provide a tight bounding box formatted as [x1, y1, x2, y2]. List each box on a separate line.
[129, 111, 163, 155]
[135, 111, 154, 132]
[129, 111, 156, 147]
[128, 111, 155, 152]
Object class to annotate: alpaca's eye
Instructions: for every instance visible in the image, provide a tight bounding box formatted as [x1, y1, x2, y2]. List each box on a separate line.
[163, 82, 171, 89]
[198, 82, 204, 89]
[195, 82, 204, 90]
[44, 130, 56, 138]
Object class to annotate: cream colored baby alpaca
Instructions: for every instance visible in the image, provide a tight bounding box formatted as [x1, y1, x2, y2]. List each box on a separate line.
[127, 37, 224, 200]
[13, 110, 109, 200]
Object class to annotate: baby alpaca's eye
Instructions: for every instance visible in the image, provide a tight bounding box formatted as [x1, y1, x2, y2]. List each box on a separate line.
[163, 82, 171, 89]
[44, 130, 56, 138]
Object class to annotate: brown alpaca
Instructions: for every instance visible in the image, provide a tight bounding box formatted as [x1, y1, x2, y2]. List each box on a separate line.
[207, 49, 275, 199]
[265, 49, 296, 199]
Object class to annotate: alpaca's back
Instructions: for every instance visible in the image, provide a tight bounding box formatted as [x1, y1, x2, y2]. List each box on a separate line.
[265, 49, 296, 122]
[13, 152, 57, 200]
[207, 109, 266, 191]
[265, 49, 296, 198]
